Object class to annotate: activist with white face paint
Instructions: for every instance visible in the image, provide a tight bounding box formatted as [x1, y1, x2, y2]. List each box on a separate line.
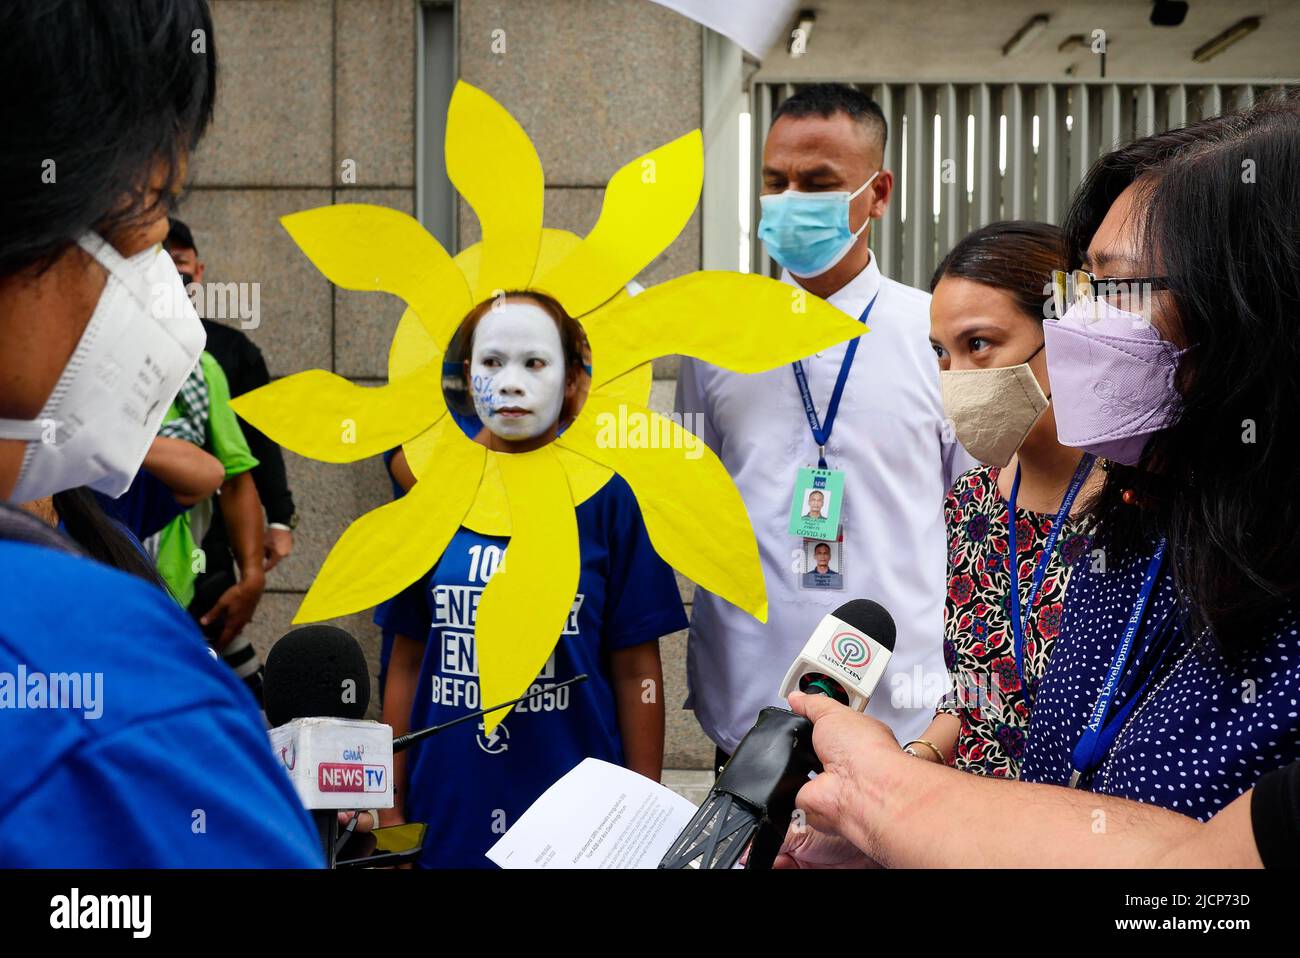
[465, 297, 574, 448]
[378, 289, 688, 868]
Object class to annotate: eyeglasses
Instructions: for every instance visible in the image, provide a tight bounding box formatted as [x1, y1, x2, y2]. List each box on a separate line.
[1050, 269, 1171, 321]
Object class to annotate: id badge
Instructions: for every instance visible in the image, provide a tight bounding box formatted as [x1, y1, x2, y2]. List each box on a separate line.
[788, 466, 844, 540]
[798, 532, 844, 591]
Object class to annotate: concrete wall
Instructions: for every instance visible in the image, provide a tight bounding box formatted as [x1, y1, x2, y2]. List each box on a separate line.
[184, 0, 714, 769]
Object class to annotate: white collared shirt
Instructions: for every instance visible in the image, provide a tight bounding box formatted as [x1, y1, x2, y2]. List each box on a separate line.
[675, 253, 973, 751]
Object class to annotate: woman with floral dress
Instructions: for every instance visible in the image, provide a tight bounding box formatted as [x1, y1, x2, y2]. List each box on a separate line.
[906, 221, 1102, 777]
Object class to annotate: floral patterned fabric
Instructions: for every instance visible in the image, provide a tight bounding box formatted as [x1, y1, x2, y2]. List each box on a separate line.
[937, 465, 1093, 778]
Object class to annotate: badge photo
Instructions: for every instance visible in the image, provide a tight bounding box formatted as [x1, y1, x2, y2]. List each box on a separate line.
[799, 537, 844, 591]
[788, 466, 844, 539]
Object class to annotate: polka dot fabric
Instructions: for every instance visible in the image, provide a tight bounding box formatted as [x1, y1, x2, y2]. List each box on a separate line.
[1021, 539, 1300, 821]
[936, 465, 1093, 778]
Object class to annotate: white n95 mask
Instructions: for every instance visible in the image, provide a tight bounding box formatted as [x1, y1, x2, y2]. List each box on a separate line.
[0, 232, 206, 503]
[940, 344, 1050, 468]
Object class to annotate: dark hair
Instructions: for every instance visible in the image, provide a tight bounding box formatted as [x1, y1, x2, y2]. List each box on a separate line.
[0, 0, 217, 278]
[166, 217, 198, 255]
[930, 220, 1064, 323]
[1065, 94, 1300, 649]
[773, 83, 888, 151]
[52, 488, 172, 593]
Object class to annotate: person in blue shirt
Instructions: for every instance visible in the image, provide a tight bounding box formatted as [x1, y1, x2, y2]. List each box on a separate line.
[0, 0, 322, 867]
[374, 447, 416, 705]
[378, 291, 687, 868]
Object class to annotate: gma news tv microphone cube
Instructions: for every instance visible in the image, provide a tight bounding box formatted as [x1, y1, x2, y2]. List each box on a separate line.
[264, 625, 394, 812]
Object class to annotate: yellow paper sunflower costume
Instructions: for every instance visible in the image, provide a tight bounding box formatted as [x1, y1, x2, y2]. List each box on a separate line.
[231, 81, 866, 730]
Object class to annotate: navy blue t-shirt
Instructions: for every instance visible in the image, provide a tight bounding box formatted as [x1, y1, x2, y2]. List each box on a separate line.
[0, 540, 323, 867]
[376, 447, 411, 701]
[94, 468, 188, 543]
[377, 474, 687, 868]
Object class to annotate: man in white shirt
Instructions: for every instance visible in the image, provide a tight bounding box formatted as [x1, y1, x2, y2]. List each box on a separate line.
[676, 83, 972, 766]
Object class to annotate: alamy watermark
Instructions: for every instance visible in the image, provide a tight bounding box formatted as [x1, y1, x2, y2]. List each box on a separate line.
[593, 406, 706, 460]
[152, 279, 261, 329]
[890, 664, 999, 712]
[0, 665, 102, 719]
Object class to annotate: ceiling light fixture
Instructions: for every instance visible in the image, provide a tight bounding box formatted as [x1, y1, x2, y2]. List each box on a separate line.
[1003, 13, 1050, 57]
[1192, 16, 1261, 63]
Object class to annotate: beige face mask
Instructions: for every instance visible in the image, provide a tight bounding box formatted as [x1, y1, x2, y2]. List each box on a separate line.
[940, 344, 1049, 468]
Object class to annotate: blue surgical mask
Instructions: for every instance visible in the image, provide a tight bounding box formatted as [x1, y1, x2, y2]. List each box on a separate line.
[757, 172, 879, 278]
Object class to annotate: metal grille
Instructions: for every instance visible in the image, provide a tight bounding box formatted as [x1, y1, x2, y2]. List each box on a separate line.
[750, 80, 1297, 287]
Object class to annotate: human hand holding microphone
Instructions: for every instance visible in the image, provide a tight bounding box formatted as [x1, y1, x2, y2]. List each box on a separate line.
[771, 690, 910, 869]
[660, 599, 900, 869]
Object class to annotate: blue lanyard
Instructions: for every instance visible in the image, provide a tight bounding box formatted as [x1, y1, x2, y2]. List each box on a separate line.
[1068, 538, 1169, 787]
[790, 293, 877, 469]
[1007, 453, 1095, 693]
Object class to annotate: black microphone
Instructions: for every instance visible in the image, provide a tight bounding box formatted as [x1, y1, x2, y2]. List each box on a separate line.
[659, 599, 897, 870]
[264, 627, 592, 866]
[264, 625, 380, 867]
[264, 624, 371, 728]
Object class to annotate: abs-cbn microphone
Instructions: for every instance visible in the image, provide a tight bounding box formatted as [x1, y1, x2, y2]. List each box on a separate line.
[264, 625, 393, 867]
[659, 599, 896, 870]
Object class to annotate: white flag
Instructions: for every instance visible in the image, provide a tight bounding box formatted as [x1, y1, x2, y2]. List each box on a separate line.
[648, 0, 800, 59]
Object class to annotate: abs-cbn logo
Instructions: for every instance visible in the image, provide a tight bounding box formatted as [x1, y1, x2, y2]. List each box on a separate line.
[819, 630, 871, 682]
[318, 763, 388, 793]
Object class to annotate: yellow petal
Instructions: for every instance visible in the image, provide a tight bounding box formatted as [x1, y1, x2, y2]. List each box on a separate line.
[585, 271, 867, 389]
[293, 443, 486, 623]
[387, 306, 440, 383]
[556, 394, 767, 622]
[591, 361, 652, 410]
[401, 415, 610, 537]
[533, 130, 702, 318]
[280, 203, 470, 348]
[474, 448, 580, 732]
[231, 366, 443, 464]
[460, 441, 612, 537]
[401, 408, 453, 480]
[446, 81, 543, 301]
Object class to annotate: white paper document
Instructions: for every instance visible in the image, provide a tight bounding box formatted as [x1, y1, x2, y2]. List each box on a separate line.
[485, 758, 698, 869]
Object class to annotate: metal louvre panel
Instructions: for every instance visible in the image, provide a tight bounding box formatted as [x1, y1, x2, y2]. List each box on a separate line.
[940, 83, 967, 256]
[875, 82, 903, 280]
[750, 79, 1297, 283]
[904, 82, 934, 289]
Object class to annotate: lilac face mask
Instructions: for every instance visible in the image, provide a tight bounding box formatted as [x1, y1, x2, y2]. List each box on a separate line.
[1043, 298, 1187, 466]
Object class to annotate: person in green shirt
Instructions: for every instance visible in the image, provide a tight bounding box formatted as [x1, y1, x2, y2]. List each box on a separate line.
[149, 351, 268, 700]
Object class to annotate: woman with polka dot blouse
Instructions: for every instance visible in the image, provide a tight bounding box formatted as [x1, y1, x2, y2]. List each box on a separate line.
[1017, 98, 1300, 821]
